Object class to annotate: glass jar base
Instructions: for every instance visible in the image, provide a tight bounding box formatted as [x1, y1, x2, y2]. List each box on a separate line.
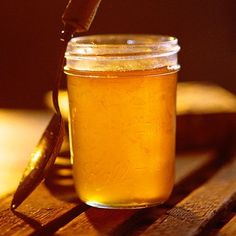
[85, 200, 165, 209]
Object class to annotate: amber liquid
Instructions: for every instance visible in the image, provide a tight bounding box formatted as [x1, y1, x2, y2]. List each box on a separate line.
[67, 67, 177, 208]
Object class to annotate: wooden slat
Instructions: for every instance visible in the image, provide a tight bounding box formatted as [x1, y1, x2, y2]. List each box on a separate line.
[0, 150, 217, 235]
[176, 113, 236, 151]
[54, 151, 215, 236]
[142, 155, 236, 236]
[217, 214, 236, 236]
[0, 183, 85, 236]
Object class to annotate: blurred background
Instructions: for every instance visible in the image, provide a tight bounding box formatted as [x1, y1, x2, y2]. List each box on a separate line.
[0, 0, 235, 108]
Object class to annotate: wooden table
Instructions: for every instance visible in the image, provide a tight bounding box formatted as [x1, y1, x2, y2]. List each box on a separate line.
[0, 108, 236, 236]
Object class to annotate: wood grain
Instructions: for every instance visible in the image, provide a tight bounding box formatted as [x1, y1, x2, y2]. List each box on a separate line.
[0, 184, 85, 236]
[142, 155, 236, 236]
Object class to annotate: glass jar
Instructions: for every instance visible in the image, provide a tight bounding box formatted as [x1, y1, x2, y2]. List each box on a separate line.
[64, 34, 180, 209]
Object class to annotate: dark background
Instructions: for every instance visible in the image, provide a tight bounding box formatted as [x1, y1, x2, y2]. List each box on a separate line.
[0, 0, 235, 108]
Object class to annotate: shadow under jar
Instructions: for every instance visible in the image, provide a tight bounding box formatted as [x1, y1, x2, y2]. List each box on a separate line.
[64, 34, 180, 209]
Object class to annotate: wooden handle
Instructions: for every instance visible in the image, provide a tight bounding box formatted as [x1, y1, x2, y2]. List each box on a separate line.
[62, 0, 102, 33]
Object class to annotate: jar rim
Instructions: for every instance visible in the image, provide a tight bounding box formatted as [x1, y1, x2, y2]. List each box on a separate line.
[66, 34, 180, 57]
[65, 34, 180, 72]
[69, 34, 178, 46]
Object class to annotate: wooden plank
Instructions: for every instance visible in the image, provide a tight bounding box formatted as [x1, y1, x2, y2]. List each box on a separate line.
[0, 150, 216, 235]
[141, 155, 236, 236]
[176, 82, 236, 151]
[217, 214, 236, 236]
[0, 183, 87, 236]
[54, 150, 215, 236]
[176, 113, 236, 151]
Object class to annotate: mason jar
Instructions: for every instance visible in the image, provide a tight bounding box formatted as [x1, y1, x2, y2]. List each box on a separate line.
[64, 34, 180, 209]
